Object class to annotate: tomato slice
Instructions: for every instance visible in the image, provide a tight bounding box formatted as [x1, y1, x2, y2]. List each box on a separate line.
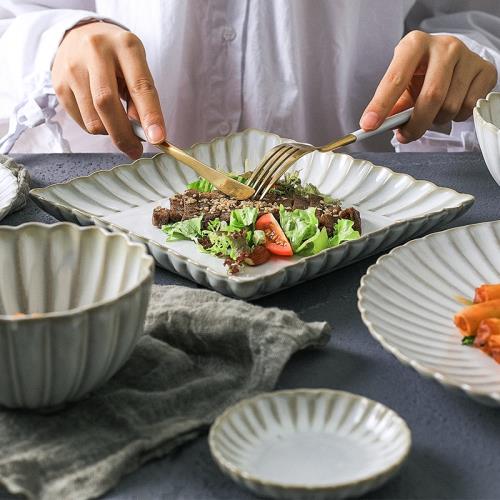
[255, 213, 293, 256]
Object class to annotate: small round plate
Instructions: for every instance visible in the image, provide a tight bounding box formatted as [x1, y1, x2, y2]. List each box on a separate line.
[0, 165, 18, 222]
[209, 389, 411, 499]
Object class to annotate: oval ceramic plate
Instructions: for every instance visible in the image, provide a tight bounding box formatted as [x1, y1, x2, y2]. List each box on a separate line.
[358, 220, 500, 407]
[30, 128, 474, 299]
[0, 165, 18, 222]
[209, 389, 411, 499]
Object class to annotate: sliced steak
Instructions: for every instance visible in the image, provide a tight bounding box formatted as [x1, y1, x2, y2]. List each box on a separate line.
[339, 207, 361, 233]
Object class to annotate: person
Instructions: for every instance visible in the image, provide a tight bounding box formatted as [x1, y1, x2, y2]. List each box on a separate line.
[0, 0, 499, 158]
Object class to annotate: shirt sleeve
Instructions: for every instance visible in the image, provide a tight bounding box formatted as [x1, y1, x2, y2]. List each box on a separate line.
[394, 10, 500, 153]
[0, 1, 126, 154]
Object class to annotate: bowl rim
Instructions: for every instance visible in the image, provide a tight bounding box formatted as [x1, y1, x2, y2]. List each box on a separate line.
[474, 91, 500, 136]
[208, 388, 411, 493]
[0, 222, 154, 322]
[357, 219, 500, 403]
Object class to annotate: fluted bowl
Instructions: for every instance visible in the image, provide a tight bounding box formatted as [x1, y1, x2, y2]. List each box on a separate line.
[474, 92, 500, 186]
[0, 223, 154, 409]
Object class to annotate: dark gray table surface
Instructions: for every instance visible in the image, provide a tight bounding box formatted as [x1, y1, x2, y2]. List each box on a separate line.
[3, 152, 500, 500]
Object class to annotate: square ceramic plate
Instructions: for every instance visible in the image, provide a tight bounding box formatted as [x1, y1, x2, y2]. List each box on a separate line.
[30, 129, 474, 299]
[358, 220, 500, 407]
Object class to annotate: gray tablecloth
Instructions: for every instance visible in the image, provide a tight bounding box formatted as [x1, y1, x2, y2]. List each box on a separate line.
[3, 152, 500, 500]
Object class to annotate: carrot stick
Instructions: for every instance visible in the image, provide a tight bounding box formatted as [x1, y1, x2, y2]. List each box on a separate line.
[453, 299, 500, 335]
[474, 318, 500, 352]
[488, 334, 500, 364]
[474, 284, 500, 303]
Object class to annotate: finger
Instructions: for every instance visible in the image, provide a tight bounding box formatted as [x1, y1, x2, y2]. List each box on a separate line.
[391, 90, 415, 116]
[361, 31, 429, 130]
[397, 47, 457, 143]
[53, 82, 86, 129]
[115, 31, 166, 143]
[88, 54, 143, 158]
[71, 77, 107, 135]
[455, 65, 498, 122]
[127, 99, 140, 122]
[433, 58, 477, 125]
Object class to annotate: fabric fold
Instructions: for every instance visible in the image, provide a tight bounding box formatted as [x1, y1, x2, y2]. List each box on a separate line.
[0, 285, 330, 500]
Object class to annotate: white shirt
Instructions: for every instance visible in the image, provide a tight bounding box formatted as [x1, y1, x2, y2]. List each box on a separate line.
[1, 0, 500, 154]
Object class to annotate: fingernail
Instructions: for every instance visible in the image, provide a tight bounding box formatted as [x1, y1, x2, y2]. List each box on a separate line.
[146, 124, 164, 143]
[360, 111, 380, 130]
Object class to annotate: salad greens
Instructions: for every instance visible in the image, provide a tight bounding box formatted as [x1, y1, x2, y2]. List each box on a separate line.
[187, 173, 248, 193]
[462, 335, 475, 346]
[162, 216, 203, 241]
[162, 203, 360, 272]
[279, 206, 360, 256]
[271, 172, 337, 204]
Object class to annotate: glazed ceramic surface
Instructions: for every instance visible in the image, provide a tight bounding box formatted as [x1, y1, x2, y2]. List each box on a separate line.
[358, 220, 500, 407]
[30, 129, 474, 299]
[474, 91, 500, 186]
[0, 165, 18, 222]
[0, 223, 154, 409]
[209, 389, 411, 499]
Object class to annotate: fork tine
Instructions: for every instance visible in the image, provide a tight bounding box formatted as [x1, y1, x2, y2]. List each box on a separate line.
[248, 145, 295, 188]
[252, 147, 299, 197]
[257, 149, 308, 200]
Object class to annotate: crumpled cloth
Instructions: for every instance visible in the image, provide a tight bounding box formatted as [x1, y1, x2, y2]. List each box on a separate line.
[0, 154, 30, 215]
[0, 285, 330, 500]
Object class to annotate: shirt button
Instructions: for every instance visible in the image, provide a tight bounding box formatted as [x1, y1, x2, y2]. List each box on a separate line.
[219, 122, 231, 135]
[221, 26, 236, 42]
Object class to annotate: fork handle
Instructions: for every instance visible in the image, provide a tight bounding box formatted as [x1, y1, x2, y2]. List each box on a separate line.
[319, 107, 413, 152]
[352, 107, 413, 141]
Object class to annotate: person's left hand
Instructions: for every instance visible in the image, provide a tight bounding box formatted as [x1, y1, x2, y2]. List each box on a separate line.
[360, 31, 498, 143]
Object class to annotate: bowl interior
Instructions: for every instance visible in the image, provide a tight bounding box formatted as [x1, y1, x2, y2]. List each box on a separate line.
[0, 224, 151, 316]
[211, 390, 410, 488]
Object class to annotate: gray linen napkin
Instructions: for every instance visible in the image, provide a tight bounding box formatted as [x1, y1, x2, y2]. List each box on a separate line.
[0, 155, 30, 214]
[0, 285, 330, 500]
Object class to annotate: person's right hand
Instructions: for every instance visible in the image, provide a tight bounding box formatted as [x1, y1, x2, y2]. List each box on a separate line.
[52, 21, 166, 159]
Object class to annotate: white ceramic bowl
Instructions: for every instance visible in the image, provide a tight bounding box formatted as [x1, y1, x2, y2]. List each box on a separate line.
[474, 91, 500, 186]
[209, 389, 411, 499]
[0, 165, 18, 222]
[358, 220, 500, 407]
[0, 223, 154, 409]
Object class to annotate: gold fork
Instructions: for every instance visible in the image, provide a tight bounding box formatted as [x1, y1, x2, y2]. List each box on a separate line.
[248, 107, 413, 199]
[131, 121, 255, 200]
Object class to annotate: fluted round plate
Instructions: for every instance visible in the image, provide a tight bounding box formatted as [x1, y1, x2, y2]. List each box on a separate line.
[30, 129, 473, 299]
[358, 221, 500, 407]
[209, 389, 411, 499]
[0, 165, 18, 222]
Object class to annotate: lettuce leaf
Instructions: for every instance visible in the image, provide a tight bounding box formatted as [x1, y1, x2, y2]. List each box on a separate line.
[162, 216, 203, 241]
[329, 219, 360, 247]
[186, 178, 214, 192]
[186, 174, 249, 193]
[229, 207, 258, 229]
[279, 205, 319, 252]
[252, 229, 265, 246]
[296, 227, 330, 256]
